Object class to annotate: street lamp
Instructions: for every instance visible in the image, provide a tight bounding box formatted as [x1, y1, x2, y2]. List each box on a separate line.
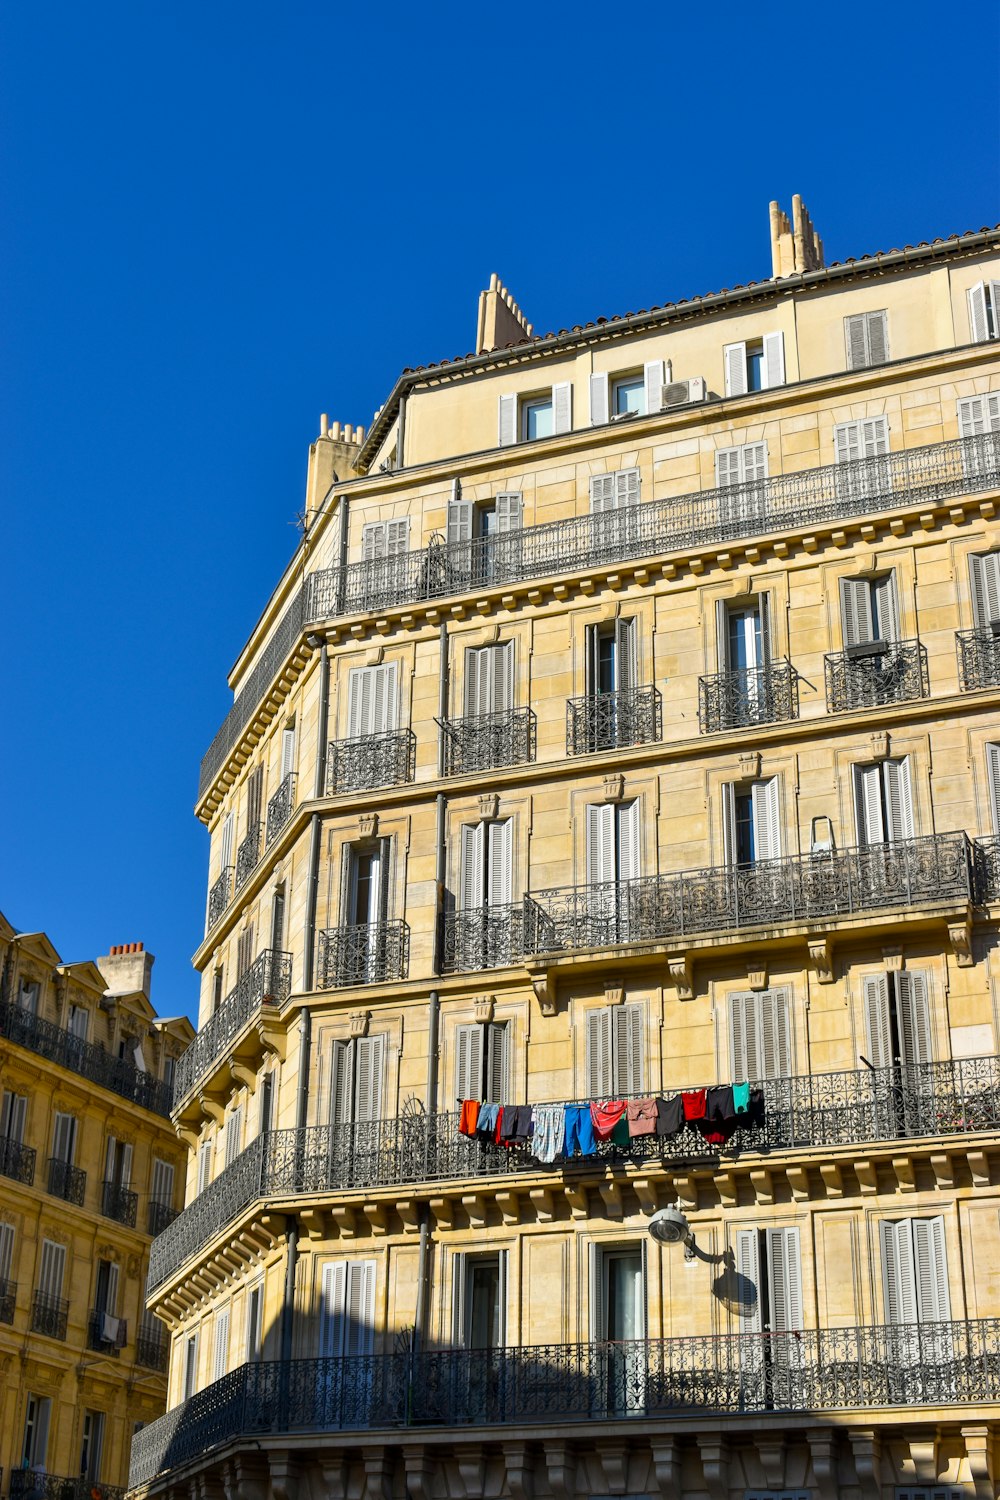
[647, 1206, 696, 1259]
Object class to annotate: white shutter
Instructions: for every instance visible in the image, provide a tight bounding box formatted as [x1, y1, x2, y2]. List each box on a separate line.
[552, 382, 572, 435]
[881, 1219, 919, 1324]
[912, 1217, 951, 1322]
[715, 447, 742, 487]
[586, 1007, 613, 1097]
[735, 1228, 762, 1333]
[464, 647, 486, 717]
[348, 663, 396, 736]
[866, 311, 888, 365]
[871, 571, 899, 642]
[220, 813, 235, 869]
[197, 1139, 212, 1192]
[834, 420, 862, 465]
[493, 641, 514, 713]
[224, 1107, 243, 1167]
[494, 492, 522, 530]
[883, 757, 914, 842]
[856, 763, 886, 845]
[762, 331, 785, 388]
[895, 972, 932, 1067]
[724, 342, 748, 397]
[614, 468, 640, 506]
[586, 803, 616, 886]
[840, 576, 874, 647]
[330, 1039, 351, 1126]
[765, 1226, 802, 1331]
[344, 1260, 376, 1356]
[106, 1261, 120, 1317]
[743, 441, 768, 482]
[486, 818, 513, 906]
[280, 727, 296, 781]
[0, 1223, 14, 1284]
[617, 799, 641, 882]
[498, 393, 517, 447]
[38, 1240, 66, 1300]
[987, 743, 1000, 832]
[590, 473, 617, 513]
[845, 315, 870, 370]
[969, 283, 990, 343]
[486, 1022, 509, 1103]
[460, 822, 486, 909]
[751, 777, 781, 861]
[455, 1023, 484, 1102]
[970, 552, 1000, 628]
[353, 1034, 384, 1123]
[589, 372, 609, 426]
[152, 1158, 174, 1208]
[361, 522, 385, 561]
[385, 518, 409, 555]
[864, 974, 893, 1069]
[319, 1261, 346, 1357]
[447, 497, 473, 545]
[760, 988, 791, 1079]
[729, 992, 751, 1081]
[52, 1113, 75, 1164]
[643, 360, 664, 415]
[613, 1004, 643, 1095]
[860, 415, 890, 456]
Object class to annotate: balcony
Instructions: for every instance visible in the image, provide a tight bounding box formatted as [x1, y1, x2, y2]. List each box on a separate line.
[146, 1054, 1000, 1294]
[698, 660, 800, 734]
[234, 821, 261, 892]
[316, 921, 409, 989]
[566, 686, 661, 756]
[438, 708, 536, 776]
[519, 831, 972, 961]
[11, 1475, 125, 1500]
[0, 1134, 35, 1186]
[31, 1289, 68, 1340]
[148, 1198, 178, 1237]
[957, 625, 1000, 691]
[199, 431, 1000, 801]
[327, 728, 415, 795]
[102, 1179, 138, 1227]
[172, 949, 293, 1107]
[206, 866, 233, 932]
[0, 1001, 172, 1117]
[132, 1315, 1000, 1486]
[87, 1309, 125, 1356]
[441, 903, 533, 973]
[137, 1319, 170, 1373]
[47, 1156, 86, 1206]
[824, 637, 928, 713]
[0, 1276, 15, 1324]
[265, 773, 297, 847]
[976, 835, 1000, 902]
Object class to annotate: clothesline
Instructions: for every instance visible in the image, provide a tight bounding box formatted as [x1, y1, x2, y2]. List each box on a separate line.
[457, 1083, 765, 1163]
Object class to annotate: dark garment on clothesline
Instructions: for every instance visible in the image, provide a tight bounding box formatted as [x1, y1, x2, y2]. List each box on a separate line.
[655, 1095, 685, 1136]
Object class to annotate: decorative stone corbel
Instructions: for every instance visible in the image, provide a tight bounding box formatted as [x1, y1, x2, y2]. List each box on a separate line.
[786, 1165, 810, 1201]
[848, 1429, 882, 1500]
[905, 1436, 938, 1483]
[478, 793, 500, 821]
[503, 1442, 535, 1500]
[401, 1450, 434, 1500]
[495, 1189, 520, 1225]
[454, 1445, 485, 1500]
[265, 1453, 298, 1500]
[255, 1018, 287, 1062]
[597, 1180, 623, 1219]
[363, 1202, 389, 1235]
[395, 1200, 420, 1233]
[349, 1009, 371, 1039]
[529, 1187, 554, 1221]
[747, 962, 768, 992]
[819, 1162, 843, 1198]
[362, 1449, 394, 1500]
[738, 750, 761, 780]
[526, 964, 557, 1016]
[330, 1204, 356, 1238]
[462, 1193, 487, 1229]
[228, 1058, 258, 1094]
[603, 772, 625, 802]
[632, 1178, 659, 1216]
[359, 812, 379, 840]
[430, 1197, 453, 1230]
[604, 980, 624, 1006]
[948, 916, 974, 967]
[198, 1095, 226, 1127]
[756, 1436, 786, 1491]
[805, 1428, 840, 1500]
[597, 1443, 629, 1495]
[315, 1459, 349, 1500]
[564, 1183, 589, 1219]
[544, 1442, 574, 1500]
[473, 994, 495, 1024]
[869, 730, 890, 761]
[667, 954, 694, 1001]
[960, 1424, 996, 1500]
[881, 944, 903, 970]
[807, 937, 834, 983]
[697, 1437, 730, 1500]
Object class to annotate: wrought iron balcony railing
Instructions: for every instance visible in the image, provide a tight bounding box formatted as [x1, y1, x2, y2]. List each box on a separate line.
[824, 637, 928, 713]
[327, 728, 416, 795]
[0, 1276, 15, 1324]
[137, 1321, 170, 1373]
[146, 1054, 1000, 1293]
[0, 1001, 172, 1117]
[132, 1315, 1000, 1486]
[698, 660, 800, 733]
[11, 1474, 125, 1500]
[0, 1134, 36, 1185]
[957, 626, 1000, 691]
[438, 708, 536, 776]
[521, 831, 972, 958]
[206, 866, 234, 933]
[31, 1290, 68, 1340]
[265, 774, 297, 847]
[234, 821, 261, 892]
[198, 432, 1000, 801]
[47, 1156, 85, 1206]
[566, 685, 662, 755]
[87, 1310, 124, 1356]
[101, 1179, 138, 1227]
[172, 949, 293, 1107]
[315, 921, 409, 989]
[148, 1198, 178, 1237]
[441, 903, 533, 972]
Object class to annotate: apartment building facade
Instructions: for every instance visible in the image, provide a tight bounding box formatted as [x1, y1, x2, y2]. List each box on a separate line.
[0, 923, 192, 1500]
[133, 199, 1000, 1498]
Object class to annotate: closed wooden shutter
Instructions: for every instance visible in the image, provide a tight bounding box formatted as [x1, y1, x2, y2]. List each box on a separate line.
[347, 663, 397, 737]
[724, 343, 748, 397]
[460, 822, 485, 909]
[861, 415, 890, 455]
[319, 1261, 346, 1357]
[969, 552, 1000, 628]
[151, 1158, 174, 1208]
[743, 441, 768, 482]
[464, 643, 512, 716]
[856, 762, 886, 844]
[958, 395, 1000, 436]
[735, 1228, 762, 1333]
[912, 1216, 951, 1321]
[1, 1092, 26, 1142]
[447, 496, 473, 545]
[52, 1113, 76, 1164]
[762, 331, 785, 388]
[486, 819, 512, 906]
[353, 1034, 384, 1123]
[615, 617, 636, 694]
[224, 1108, 243, 1167]
[498, 394, 517, 447]
[494, 492, 522, 530]
[845, 312, 887, 369]
[643, 360, 664, 415]
[863, 974, 893, 1069]
[197, 1139, 212, 1192]
[871, 571, 899, 642]
[455, 1023, 484, 1102]
[765, 1226, 803, 1331]
[552, 382, 572, 435]
[385, 519, 409, 555]
[880, 1218, 918, 1324]
[0, 1222, 14, 1284]
[987, 743, 1000, 832]
[237, 925, 254, 979]
[330, 1039, 352, 1126]
[866, 311, 889, 365]
[586, 1007, 614, 1097]
[715, 446, 742, 487]
[614, 468, 640, 506]
[617, 799, 641, 882]
[751, 777, 781, 861]
[586, 803, 616, 886]
[589, 372, 609, 426]
[361, 523, 382, 561]
[280, 726, 296, 781]
[613, 1004, 643, 1094]
[246, 766, 264, 828]
[38, 1240, 66, 1300]
[485, 1022, 509, 1103]
[968, 282, 990, 342]
[220, 812, 234, 869]
[895, 972, 932, 1066]
[344, 1260, 376, 1356]
[834, 421, 862, 465]
[845, 314, 869, 369]
[883, 756, 914, 841]
[590, 473, 617, 513]
[730, 989, 790, 1080]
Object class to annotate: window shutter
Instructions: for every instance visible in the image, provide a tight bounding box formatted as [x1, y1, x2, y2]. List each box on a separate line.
[865, 310, 888, 365]
[883, 756, 914, 842]
[987, 743, 1000, 833]
[224, 1108, 243, 1167]
[152, 1158, 174, 1207]
[751, 777, 781, 862]
[834, 420, 861, 466]
[871, 571, 899, 642]
[220, 813, 235, 869]
[447, 497, 473, 546]
[762, 331, 785, 388]
[715, 447, 742, 488]
[106, 1261, 120, 1316]
[361, 523, 384, 561]
[344, 1260, 376, 1356]
[197, 1139, 212, 1193]
[354, 1034, 384, 1123]
[845, 314, 869, 370]
[38, 1240, 66, 1300]
[864, 974, 893, 1069]
[586, 803, 616, 886]
[760, 988, 791, 1079]
[765, 1226, 802, 1331]
[494, 492, 522, 530]
[880, 1219, 920, 1324]
[958, 395, 986, 436]
[464, 647, 485, 717]
[53, 1113, 75, 1164]
[498, 394, 516, 448]
[487, 818, 513, 906]
[330, 1039, 351, 1126]
[729, 992, 752, 1080]
[856, 762, 886, 844]
[735, 1228, 762, 1333]
[724, 342, 748, 397]
[493, 641, 514, 713]
[104, 1136, 117, 1183]
[589, 372, 609, 426]
[861, 415, 890, 456]
[614, 468, 640, 506]
[455, 1023, 483, 1101]
[589, 1241, 606, 1341]
[895, 972, 932, 1066]
[840, 576, 875, 647]
[552, 382, 572, 435]
[590, 473, 616, 513]
[969, 552, 1000, 628]
[913, 1217, 951, 1321]
[280, 726, 296, 781]
[613, 1004, 643, 1095]
[319, 1260, 346, 1357]
[0, 1222, 14, 1284]
[643, 360, 664, 415]
[385, 518, 409, 555]
[586, 1007, 613, 1097]
[968, 283, 990, 343]
[722, 782, 738, 866]
[615, 617, 636, 694]
[460, 822, 486, 910]
[121, 1143, 133, 1189]
[486, 1022, 509, 1103]
[743, 441, 768, 483]
[617, 799, 641, 882]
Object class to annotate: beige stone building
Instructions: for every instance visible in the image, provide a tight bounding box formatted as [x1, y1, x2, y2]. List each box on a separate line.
[133, 198, 1000, 1499]
[0, 921, 192, 1500]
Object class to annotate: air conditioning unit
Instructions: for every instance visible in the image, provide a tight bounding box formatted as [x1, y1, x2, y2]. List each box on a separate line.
[662, 376, 707, 409]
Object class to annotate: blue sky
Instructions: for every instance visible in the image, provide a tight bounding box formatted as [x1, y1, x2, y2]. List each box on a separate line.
[2, 1, 998, 1020]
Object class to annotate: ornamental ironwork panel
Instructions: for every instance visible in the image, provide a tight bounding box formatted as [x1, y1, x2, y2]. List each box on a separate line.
[957, 627, 1000, 691]
[824, 638, 928, 713]
[148, 1198, 177, 1236]
[524, 832, 972, 954]
[0, 1277, 15, 1324]
[316, 922, 409, 988]
[441, 904, 532, 972]
[11, 1475, 126, 1500]
[0, 1135, 35, 1185]
[235, 821, 261, 891]
[172, 949, 292, 1106]
[326, 729, 416, 794]
[31, 1290, 68, 1340]
[975, 834, 1000, 903]
[566, 686, 662, 755]
[438, 709, 536, 775]
[147, 1134, 267, 1292]
[87, 1310, 124, 1356]
[101, 1179, 138, 1227]
[266, 774, 297, 847]
[0, 1002, 171, 1117]
[47, 1157, 85, 1206]
[206, 866, 233, 932]
[698, 660, 800, 733]
[137, 1323, 170, 1372]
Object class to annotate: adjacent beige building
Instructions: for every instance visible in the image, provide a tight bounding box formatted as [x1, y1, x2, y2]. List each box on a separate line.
[0, 922, 192, 1500]
[133, 198, 1000, 1499]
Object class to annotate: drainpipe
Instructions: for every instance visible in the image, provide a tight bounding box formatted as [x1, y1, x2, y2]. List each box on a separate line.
[302, 639, 330, 993]
[413, 1206, 431, 1355]
[280, 1223, 298, 1365]
[396, 395, 407, 471]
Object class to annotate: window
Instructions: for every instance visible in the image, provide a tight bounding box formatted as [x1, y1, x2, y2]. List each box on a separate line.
[280, 723, 296, 782]
[958, 393, 1000, 438]
[270, 884, 286, 952]
[258, 1073, 274, 1136]
[586, 800, 640, 886]
[16, 980, 39, 1014]
[330, 1035, 385, 1125]
[37, 1239, 66, 1305]
[834, 416, 890, 501]
[729, 988, 791, 1080]
[586, 1003, 643, 1096]
[219, 811, 235, 872]
[182, 1333, 199, 1399]
[52, 1111, 77, 1165]
[723, 777, 781, 865]
[724, 333, 785, 396]
[448, 489, 523, 546]
[319, 1259, 376, 1357]
[612, 374, 645, 415]
[196, 1137, 213, 1194]
[840, 572, 900, 650]
[223, 1107, 243, 1168]
[720, 597, 770, 677]
[968, 279, 1000, 342]
[212, 968, 224, 1012]
[0, 1221, 15, 1286]
[591, 1243, 646, 1413]
[22, 1393, 51, 1469]
[844, 310, 889, 369]
[454, 1252, 506, 1348]
[236, 926, 254, 980]
[855, 757, 914, 844]
[67, 1005, 89, 1041]
[94, 1258, 120, 1329]
[735, 1227, 803, 1347]
[880, 1216, 950, 1325]
[969, 551, 1000, 631]
[361, 518, 410, 560]
[460, 819, 512, 911]
[863, 972, 931, 1069]
[343, 840, 389, 928]
[151, 1158, 175, 1215]
[498, 384, 571, 446]
[589, 467, 640, 512]
[1, 1090, 27, 1143]
[245, 765, 264, 834]
[246, 1282, 264, 1362]
[896, 1489, 967, 1500]
[104, 1135, 132, 1190]
[716, 440, 768, 490]
[347, 662, 397, 739]
[162, 1053, 176, 1093]
[80, 1410, 105, 1483]
[587, 618, 635, 698]
[212, 1303, 230, 1382]
[455, 1021, 509, 1103]
[464, 642, 514, 718]
[988, 744, 1000, 832]
[590, 362, 666, 424]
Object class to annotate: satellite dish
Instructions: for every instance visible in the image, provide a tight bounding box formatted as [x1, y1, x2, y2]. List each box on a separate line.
[647, 1206, 691, 1245]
